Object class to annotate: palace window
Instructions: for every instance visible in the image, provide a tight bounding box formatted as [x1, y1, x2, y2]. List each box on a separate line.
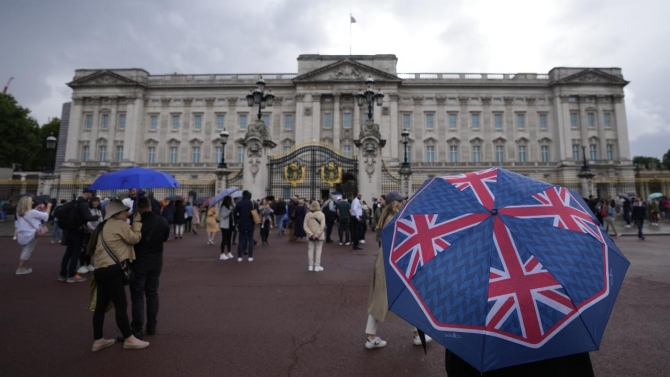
[573, 145, 580, 161]
[285, 114, 293, 130]
[101, 114, 109, 130]
[472, 145, 481, 163]
[426, 146, 435, 163]
[607, 144, 614, 160]
[85, 114, 93, 130]
[217, 114, 225, 131]
[237, 146, 245, 163]
[541, 145, 549, 162]
[343, 112, 352, 129]
[262, 114, 270, 127]
[449, 113, 457, 130]
[118, 114, 126, 130]
[539, 114, 547, 130]
[425, 113, 434, 129]
[239, 114, 248, 130]
[147, 147, 156, 164]
[587, 113, 595, 128]
[150, 115, 158, 131]
[604, 113, 612, 128]
[570, 113, 579, 129]
[215, 146, 223, 163]
[516, 113, 525, 129]
[471, 113, 480, 130]
[403, 113, 411, 129]
[590, 144, 598, 160]
[192, 146, 200, 163]
[494, 113, 503, 130]
[98, 146, 107, 162]
[116, 146, 123, 163]
[449, 146, 458, 163]
[169, 147, 178, 163]
[343, 145, 352, 157]
[172, 115, 180, 131]
[323, 112, 332, 129]
[496, 145, 504, 163]
[518, 145, 527, 162]
[81, 146, 89, 162]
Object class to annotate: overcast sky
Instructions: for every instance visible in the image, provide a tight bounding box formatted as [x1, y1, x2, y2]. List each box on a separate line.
[1, 0, 669, 158]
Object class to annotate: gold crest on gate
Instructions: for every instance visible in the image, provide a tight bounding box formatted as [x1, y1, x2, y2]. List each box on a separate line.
[284, 162, 305, 187]
[321, 162, 342, 186]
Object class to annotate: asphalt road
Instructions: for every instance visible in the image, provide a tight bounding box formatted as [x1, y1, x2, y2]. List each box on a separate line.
[0, 230, 668, 377]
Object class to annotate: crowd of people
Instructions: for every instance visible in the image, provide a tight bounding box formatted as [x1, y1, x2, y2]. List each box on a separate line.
[585, 194, 670, 241]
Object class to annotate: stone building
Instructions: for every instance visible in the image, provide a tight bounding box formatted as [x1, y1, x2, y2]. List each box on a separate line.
[56, 54, 634, 201]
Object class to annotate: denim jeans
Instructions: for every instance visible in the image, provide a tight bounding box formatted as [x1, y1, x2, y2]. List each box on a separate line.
[51, 220, 62, 241]
[130, 261, 162, 335]
[275, 215, 285, 234]
[623, 210, 631, 225]
[61, 231, 83, 278]
[238, 229, 254, 258]
[634, 219, 644, 239]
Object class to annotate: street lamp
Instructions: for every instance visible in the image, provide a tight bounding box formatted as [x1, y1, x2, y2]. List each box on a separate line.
[44, 133, 57, 173]
[578, 145, 595, 198]
[356, 76, 384, 120]
[399, 129, 412, 196]
[218, 129, 229, 169]
[246, 76, 275, 122]
[401, 129, 410, 169]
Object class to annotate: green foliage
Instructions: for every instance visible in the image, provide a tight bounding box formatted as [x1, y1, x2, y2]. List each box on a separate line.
[0, 93, 60, 171]
[663, 150, 670, 170]
[632, 156, 662, 170]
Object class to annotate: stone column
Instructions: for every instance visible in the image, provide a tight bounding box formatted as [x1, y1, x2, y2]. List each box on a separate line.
[353, 97, 361, 139]
[295, 94, 305, 144]
[312, 93, 321, 142]
[333, 93, 341, 149]
[389, 94, 399, 160]
[355, 120, 386, 202]
[64, 97, 84, 163]
[612, 94, 631, 161]
[578, 95, 588, 148]
[556, 95, 571, 162]
[596, 95, 607, 162]
[215, 169, 230, 193]
[226, 97, 238, 164]
[124, 96, 144, 165]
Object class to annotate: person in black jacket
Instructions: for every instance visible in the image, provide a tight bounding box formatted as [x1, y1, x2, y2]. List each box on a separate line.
[631, 197, 647, 240]
[233, 190, 255, 262]
[59, 189, 100, 283]
[173, 200, 186, 239]
[273, 198, 287, 235]
[130, 197, 170, 339]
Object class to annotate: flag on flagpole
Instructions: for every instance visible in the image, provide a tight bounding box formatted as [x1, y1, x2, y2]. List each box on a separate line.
[350, 15, 356, 23]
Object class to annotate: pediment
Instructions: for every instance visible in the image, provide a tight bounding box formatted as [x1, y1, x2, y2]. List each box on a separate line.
[492, 137, 507, 144]
[446, 137, 461, 144]
[167, 138, 181, 145]
[516, 137, 530, 144]
[538, 137, 552, 144]
[68, 70, 145, 88]
[145, 138, 159, 145]
[293, 59, 401, 83]
[469, 136, 484, 144]
[189, 138, 204, 145]
[552, 69, 629, 86]
[423, 137, 438, 144]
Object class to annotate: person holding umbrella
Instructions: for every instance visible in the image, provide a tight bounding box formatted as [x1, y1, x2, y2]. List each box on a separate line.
[364, 191, 431, 349]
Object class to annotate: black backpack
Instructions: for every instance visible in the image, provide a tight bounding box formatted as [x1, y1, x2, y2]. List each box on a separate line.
[55, 200, 80, 231]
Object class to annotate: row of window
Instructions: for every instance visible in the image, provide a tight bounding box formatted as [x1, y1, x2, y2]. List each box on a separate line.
[570, 112, 613, 129]
[402, 113, 547, 131]
[402, 143, 616, 163]
[84, 113, 126, 130]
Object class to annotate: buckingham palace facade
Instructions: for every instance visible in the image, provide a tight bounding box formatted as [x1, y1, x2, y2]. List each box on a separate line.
[56, 54, 633, 198]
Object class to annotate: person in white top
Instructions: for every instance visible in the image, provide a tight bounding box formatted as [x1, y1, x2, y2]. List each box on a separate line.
[15, 196, 51, 275]
[350, 192, 364, 250]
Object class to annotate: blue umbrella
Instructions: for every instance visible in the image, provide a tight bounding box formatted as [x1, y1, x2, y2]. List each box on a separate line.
[209, 187, 240, 206]
[647, 192, 662, 200]
[88, 167, 180, 190]
[382, 167, 630, 373]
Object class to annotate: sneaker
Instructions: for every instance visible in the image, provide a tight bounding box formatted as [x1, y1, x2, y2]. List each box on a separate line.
[219, 254, 229, 260]
[314, 266, 324, 272]
[339, 242, 343, 246]
[365, 337, 387, 349]
[15, 267, 33, 275]
[91, 338, 116, 352]
[226, 252, 233, 259]
[346, 242, 351, 246]
[78, 266, 89, 274]
[237, 257, 243, 262]
[248, 257, 254, 262]
[13, 236, 17, 240]
[413, 334, 433, 346]
[360, 240, 365, 244]
[67, 274, 87, 283]
[57, 275, 66, 282]
[51, 240, 55, 244]
[87, 265, 95, 272]
[308, 266, 314, 272]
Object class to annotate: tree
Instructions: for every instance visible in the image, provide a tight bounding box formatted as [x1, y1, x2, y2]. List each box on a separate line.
[632, 156, 662, 170]
[663, 149, 670, 170]
[0, 94, 60, 171]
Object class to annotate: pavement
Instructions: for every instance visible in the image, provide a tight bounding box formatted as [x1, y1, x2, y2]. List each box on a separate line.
[0, 227, 669, 377]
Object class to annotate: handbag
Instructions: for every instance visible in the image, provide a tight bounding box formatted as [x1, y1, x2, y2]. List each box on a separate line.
[86, 277, 114, 312]
[100, 231, 134, 285]
[251, 209, 261, 225]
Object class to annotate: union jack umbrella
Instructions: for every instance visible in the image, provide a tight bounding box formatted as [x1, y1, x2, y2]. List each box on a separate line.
[382, 167, 629, 373]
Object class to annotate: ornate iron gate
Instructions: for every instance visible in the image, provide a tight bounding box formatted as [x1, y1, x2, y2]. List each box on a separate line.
[381, 160, 401, 193]
[267, 142, 358, 200]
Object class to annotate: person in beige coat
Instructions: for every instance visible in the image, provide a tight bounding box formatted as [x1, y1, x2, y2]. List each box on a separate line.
[303, 201, 326, 272]
[91, 201, 149, 352]
[364, 191, 433, 349]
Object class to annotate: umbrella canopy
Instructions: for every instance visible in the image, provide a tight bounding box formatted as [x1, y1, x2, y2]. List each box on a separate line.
[35, 195, 52, 205]
[647, 192, 663, 200]
[617, 193, 631, 200]
[192, 197, 207, 206]
[382, 167, 630, 373]
[88, 167, 180, 190]
[209, 187, 240, 206]
[231, 190, 243, 199]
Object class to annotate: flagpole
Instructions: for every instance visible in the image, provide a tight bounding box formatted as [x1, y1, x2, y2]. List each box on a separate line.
[349, 13, 352, 55]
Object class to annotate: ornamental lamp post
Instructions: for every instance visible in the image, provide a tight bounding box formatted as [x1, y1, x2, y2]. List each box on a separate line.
[246, 76, 275, 122]
[578, 145, 595, 198]
[218, 129, 230, 169]
[44, 133, 57, 173]
[399, 129, 412, 196]
[356, 76, 384, 120]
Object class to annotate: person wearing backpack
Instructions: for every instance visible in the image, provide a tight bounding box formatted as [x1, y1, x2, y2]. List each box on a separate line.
[321, 196, 336, 244]
[58, 188, 101, 283]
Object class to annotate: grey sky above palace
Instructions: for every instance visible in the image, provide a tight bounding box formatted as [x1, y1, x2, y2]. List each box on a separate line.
[1, 0, 669, 159]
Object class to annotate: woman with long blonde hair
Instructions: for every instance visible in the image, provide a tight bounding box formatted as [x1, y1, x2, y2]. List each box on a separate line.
[363, 191, 432, 349]
[15, 196, 51, 275]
